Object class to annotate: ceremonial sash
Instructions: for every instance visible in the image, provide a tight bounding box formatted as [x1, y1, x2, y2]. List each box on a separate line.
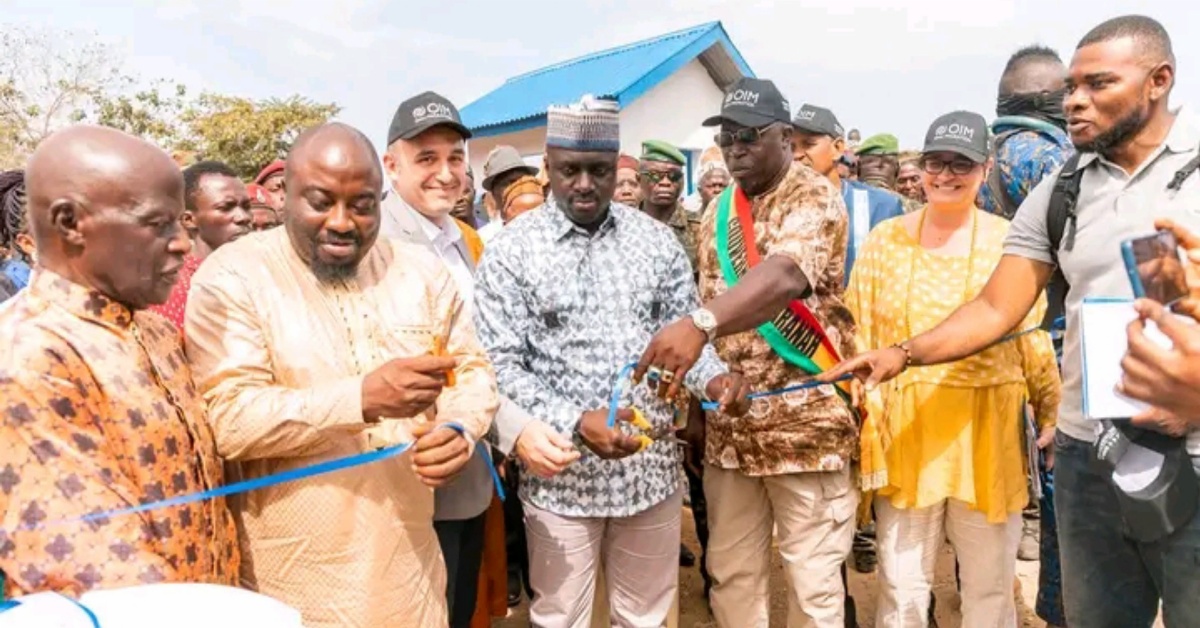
[714, 185, 853, 400]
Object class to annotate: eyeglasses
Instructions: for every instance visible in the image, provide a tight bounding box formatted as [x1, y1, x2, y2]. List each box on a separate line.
[639, 169, 684, 184]
[714, 124, 776, 148]
[919, 156, 978, 175]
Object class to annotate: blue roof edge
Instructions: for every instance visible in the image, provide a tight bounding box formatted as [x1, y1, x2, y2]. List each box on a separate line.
[504, 21, 723, 84]
[470, 113, 549, 140]
[617, 22, 754, 108]
[469, 22, 754, 138]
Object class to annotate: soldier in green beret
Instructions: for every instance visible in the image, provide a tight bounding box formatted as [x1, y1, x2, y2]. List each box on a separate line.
[855, 133, 921, 211]
[638, 139, 702, 273]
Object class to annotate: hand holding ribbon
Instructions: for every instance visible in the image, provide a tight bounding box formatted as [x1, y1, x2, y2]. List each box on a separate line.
[411, 421, 473, 487]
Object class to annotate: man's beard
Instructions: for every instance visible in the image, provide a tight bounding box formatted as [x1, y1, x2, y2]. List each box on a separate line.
[308, 239, 361, 284]
[1077, 101, 1151, 155]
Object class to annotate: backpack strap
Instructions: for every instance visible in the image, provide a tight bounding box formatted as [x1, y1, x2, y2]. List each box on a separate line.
[1040, 143, 1200, 331]
[985, 129, 1024, 220]
[1168, 146, 1200, 191]
[1041, 153, 1085, 331]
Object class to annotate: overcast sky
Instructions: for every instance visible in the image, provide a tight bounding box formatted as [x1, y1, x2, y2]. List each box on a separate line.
[6, 0, 1195, 151]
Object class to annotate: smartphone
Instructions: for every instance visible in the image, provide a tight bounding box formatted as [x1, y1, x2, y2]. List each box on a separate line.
[1121, 230, 1189, 305]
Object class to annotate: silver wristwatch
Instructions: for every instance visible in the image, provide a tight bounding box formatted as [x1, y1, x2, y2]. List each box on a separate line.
[689, 308, 718, 343]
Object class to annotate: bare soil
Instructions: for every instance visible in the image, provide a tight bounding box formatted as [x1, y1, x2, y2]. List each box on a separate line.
[496, 506, 1164, 627]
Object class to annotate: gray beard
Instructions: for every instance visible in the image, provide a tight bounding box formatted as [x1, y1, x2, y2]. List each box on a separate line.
[308, 241, 360, 284]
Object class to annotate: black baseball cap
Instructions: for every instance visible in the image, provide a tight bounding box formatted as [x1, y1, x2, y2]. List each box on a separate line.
[922, 110, 990, 163]
[702, 78, 791, 128]
[387, 91, 472, 145]
[791, 104, 845, 138]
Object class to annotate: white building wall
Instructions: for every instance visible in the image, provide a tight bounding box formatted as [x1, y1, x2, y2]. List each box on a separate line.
[467, 126, 547, 191]
[466, 57, 727, 194]
[618, 58, 725, 156]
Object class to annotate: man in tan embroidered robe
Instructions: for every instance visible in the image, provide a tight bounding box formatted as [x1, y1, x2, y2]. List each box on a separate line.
[185, 123, 498, 628]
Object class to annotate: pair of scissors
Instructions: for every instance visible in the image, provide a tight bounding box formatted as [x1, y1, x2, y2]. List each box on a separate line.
[431, 298, 464, 386]
[623, 407, 687, 451]
[607, 362, 687, 452]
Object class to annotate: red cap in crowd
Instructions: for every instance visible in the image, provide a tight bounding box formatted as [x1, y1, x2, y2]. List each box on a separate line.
[254, 160, 285, 185]
[245, 183, 274, 209]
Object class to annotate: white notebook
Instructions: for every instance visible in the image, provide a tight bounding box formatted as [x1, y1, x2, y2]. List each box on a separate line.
[1079, 298, 1190, 420]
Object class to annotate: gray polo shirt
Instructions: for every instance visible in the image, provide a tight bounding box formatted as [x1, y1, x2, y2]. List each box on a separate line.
[1004, 107, 1200, 454]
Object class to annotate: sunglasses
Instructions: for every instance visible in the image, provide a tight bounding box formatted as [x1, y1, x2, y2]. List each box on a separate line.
[639, 169, 684, 184]
[919, 156, 978, 175]
[714, 124, 776, 148]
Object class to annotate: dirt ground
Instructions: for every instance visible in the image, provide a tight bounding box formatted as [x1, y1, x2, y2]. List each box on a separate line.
[495, 505, 1166, 627]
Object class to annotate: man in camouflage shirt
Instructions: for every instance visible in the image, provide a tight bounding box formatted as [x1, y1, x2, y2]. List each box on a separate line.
[637, 139, 701, 270]
[638, 78, 859, 628]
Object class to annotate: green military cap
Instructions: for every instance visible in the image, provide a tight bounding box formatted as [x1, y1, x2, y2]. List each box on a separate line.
[855, 133, 900, 156]
[640, 139, 686, 166]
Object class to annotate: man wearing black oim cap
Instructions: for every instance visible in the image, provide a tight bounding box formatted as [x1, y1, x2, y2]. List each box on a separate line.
[827, 16, 1200, 627]
[379, 89, 507, 628]
[638, 76, 861, 627]
[792, 103, 904, 284]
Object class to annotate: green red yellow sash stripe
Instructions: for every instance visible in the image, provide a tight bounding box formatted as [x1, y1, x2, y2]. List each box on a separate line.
[714, 185, 853, 401]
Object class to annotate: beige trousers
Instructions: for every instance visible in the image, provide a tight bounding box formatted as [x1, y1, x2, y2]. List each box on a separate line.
[704, 465, 858, 628]
[524, 490, 682, 628]
[591, 566, 679, 628]
[874, 497, 1022, 628]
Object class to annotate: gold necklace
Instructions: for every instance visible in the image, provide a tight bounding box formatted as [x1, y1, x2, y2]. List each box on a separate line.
[902, 207, 980, 341]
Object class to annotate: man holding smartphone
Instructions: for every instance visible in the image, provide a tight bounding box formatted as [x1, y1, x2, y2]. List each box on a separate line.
[822, 15, 1200, 627]
[1121, 219, 1200, 426]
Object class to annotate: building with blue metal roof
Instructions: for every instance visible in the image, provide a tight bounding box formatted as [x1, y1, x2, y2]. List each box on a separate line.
[462, 21, 754, 196]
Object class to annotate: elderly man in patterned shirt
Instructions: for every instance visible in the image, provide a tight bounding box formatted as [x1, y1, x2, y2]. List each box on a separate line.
[0, 126, 240, 597]
[474, 95, 748, 628]
[638, 77, 860, 628]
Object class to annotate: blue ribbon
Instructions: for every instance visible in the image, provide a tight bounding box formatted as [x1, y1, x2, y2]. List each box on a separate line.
[700, 374, 854, 411]
[24, 421, 505, 532]
[70, 596, 101, 627]
[617, 316, 1069, 417]
[0, 595, 101, 626]
[606, 362, 640, 429]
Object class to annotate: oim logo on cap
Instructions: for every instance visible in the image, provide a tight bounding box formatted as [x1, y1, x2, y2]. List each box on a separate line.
[414, 102, 453, 122]
[796, 109, 816, 121]
[725, 89, 760, 107]
[935, 123, 975, 143]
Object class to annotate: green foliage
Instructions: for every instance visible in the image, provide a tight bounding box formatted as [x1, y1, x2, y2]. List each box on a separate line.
[93, 80, 188, 148]
[179, 94, 341, 179]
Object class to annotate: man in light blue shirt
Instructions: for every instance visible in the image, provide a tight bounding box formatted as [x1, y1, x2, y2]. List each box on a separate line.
[791, 104, 905, 282]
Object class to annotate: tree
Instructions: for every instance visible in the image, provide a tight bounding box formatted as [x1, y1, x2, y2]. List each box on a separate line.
[93, 80, 189, 149]
[0, 26, 339, 177]
[180, 94, 340, 179]
[0, 26, 126, 168]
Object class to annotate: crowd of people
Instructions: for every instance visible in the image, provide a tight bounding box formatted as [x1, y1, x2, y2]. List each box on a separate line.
[1, 11, 1200, 628]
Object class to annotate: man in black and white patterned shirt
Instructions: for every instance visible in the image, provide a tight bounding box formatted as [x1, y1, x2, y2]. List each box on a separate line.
[474, 95, 748, 627]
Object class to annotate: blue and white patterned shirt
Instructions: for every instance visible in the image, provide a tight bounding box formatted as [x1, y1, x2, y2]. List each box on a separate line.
[474, 201, 727, 518]
[977, 116, 1072, 217]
